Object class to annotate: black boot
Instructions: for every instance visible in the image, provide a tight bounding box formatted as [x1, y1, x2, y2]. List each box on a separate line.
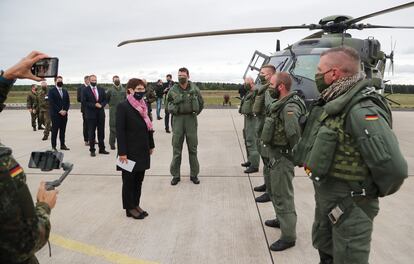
[318, 250, 333, 264]
[255, 193, 271, 203]
[253, 184, 266, 192]
[241, 161, 251, 167]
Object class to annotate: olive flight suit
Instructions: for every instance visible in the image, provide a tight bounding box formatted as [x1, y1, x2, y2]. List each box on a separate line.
[261, 92, 306, 244]
[106, 84, 126, 148]
[294, 80, 407, 264]
[167, 82, 204, 179]
[239, 90, 260, 169]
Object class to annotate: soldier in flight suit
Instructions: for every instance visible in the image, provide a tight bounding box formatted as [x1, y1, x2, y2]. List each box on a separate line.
[261, 72, 306, 251]
[167, 67, 204, 186]
[0, 51, 58, 264]
[106, 75, 125, 150]
[294, 47, 407, 264]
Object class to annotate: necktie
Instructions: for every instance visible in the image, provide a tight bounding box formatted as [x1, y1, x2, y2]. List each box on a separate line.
[58, 88, 63, 98]
[92, 87, 98, 101]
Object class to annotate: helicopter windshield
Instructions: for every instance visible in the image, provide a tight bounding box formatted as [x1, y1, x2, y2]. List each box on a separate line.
[268, 56, 289, 72]
[289, 54, 320, 81]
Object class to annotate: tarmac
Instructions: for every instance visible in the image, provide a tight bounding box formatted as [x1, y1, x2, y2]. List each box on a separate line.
[0, 108, 413, 264]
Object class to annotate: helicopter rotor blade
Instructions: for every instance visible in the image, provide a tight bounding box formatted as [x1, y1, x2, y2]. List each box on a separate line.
[345, 1, 414, 25]
[353, 24, 414, 30]
[118, 25, 316, 47]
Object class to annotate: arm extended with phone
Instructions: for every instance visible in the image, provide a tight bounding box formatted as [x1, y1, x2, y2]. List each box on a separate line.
[28, 151, 73, 190]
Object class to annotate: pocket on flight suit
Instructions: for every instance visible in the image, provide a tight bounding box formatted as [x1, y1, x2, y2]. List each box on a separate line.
[332, 204, 373, 264]
[260, 117, 275, 144]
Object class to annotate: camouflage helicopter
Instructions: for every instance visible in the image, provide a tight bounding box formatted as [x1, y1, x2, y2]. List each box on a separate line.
[118, 2, 414, 103]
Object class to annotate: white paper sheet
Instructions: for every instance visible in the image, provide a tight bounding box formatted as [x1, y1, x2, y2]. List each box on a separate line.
[116, 156, 136, 172]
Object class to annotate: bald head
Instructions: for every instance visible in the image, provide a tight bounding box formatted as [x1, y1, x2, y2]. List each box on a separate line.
[244, 77, 255, 91]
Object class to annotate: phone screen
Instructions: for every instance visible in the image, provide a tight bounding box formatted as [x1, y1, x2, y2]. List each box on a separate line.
[31, 58, 59, 78]
[28, 151, 63, 171]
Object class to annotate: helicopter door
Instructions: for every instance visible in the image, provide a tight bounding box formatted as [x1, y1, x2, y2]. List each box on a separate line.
[243, 50, 270, 81]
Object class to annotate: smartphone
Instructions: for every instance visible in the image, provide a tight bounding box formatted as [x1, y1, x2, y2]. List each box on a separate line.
[28, 151, 63, 171]
[31, 57, 59, 78]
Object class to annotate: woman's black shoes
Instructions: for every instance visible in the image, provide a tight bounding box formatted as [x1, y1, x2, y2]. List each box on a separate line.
[126, 209, 146, 219]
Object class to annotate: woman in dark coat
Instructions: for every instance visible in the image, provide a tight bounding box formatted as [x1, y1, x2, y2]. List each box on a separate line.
[116, 78, 154, 219]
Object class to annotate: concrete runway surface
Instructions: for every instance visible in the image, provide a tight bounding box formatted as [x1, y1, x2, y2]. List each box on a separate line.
[0, 109, 413, 264]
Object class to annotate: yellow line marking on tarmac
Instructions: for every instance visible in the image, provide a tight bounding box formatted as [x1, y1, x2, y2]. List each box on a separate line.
[49, 234, 159, 264]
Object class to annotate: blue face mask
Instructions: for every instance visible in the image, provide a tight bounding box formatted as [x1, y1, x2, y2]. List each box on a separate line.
[133, 92, 145, 100]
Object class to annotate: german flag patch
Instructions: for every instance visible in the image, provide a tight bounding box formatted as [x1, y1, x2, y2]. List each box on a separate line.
[365, 114, 379, 121]
[9, 164, 23, 177]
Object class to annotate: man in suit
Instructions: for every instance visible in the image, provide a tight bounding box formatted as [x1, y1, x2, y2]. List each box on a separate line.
[77, 75, 90, 145]
[82, 74, 109, 157]
[48, 76, 70, 151]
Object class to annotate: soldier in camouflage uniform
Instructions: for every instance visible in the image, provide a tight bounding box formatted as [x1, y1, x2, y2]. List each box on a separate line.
[251, 64, 276, 203]
[143, 79, 156, 121]
[106, 75, 126, 150]
[26, 84, 39, 131]
[294, 47, 407, 264]
[36, 81, 51, 141]
[261, 72, 306, 251]
[167, 67, 204, 185]
[239, 77, 260, 172]
[0, 51, 58, 264]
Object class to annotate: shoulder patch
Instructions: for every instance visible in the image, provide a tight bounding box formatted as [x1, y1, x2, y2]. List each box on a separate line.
[365, 114, 379, 121]
[9, 164, 23, 178]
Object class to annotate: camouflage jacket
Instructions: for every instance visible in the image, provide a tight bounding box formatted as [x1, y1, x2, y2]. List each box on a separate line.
[35, 88, 49, 111]
[0, 144, 51, 263]
[26, 92, 37, 110]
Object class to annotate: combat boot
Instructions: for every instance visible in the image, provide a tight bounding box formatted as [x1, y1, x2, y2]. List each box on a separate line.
[253, 184, 266, 192]
[171, 177, 180, 185]
[265, 218, 280, 228]
[318, 250, 333, 264]
[244, 167, 258, 173]
[241, 161, 251, 167]
[255, 193, 271, 203]
[190, 176, 200, 184]
[269, 239, 295, 251]
[42, 135, 48, 141]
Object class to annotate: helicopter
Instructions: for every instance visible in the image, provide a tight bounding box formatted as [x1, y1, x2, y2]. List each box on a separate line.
[118, 2, 414, 103]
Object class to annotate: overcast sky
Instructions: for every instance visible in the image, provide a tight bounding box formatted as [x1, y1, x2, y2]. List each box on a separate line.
[1, 0, 413, 85]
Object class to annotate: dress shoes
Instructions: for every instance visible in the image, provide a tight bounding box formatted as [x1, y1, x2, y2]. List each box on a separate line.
[33, 127, 36, 131]
[84, 141, 89, 146]
[244, 167, 259, 174]
[241, 161, 251, 167]
[165, 129, 171, 133]
[52, 147, 57, 152]
[255, 193, 271, 203]
[126, 209, 145, 219]
[171, 178, 180, 185]
[90, 152, 96, 157]
[42, 136, 48, 141]
[110, 145, 116, 150]
[157, 117, 162, 120]
[253, 184, 266, 192]
[99, 150, 110, 154]
[190, 176, 200, 184]
[269, 239, 295, 251]
[60, 145, 70, 151]
[265, 218, 280, 228]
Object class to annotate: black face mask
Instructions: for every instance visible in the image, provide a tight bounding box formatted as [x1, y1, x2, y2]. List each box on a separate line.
[114, 80, 120, 86]
[268, 86, 280, 99]
[90, 82, 97, 87]
[133, 92, 146, 100]
[56, 81, 63, 88]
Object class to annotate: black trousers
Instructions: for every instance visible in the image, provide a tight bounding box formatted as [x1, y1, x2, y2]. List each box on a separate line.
[122, 170, 145, 209]
[164, 110, 173, 130]
[82, 111, 89, 142]
[51, 115, 67, 148]
[87, 117, 105, 152]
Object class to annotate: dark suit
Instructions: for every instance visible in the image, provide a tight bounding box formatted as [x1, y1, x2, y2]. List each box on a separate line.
[116, 100, 155, 209]
[82, 85, 107, 153]
[48, 86, 70, 148]
[77, 84, 89, 142]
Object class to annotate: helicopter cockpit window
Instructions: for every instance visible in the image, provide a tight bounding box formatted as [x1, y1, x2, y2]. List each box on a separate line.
[268, 56, 289, 72]
[290, 55, 320, 81]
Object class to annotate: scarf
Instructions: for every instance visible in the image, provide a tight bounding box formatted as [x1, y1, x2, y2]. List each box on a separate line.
[321, 72, 365, 102]
[127, 94, 153, 131]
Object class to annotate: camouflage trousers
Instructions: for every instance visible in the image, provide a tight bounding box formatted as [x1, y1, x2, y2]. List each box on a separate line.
[38, 111, 51, 137]
[312, 178, 379, 264]
[30, 112, 38, 129]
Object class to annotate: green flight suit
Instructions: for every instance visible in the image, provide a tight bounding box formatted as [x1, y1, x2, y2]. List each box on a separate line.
[35, 87, 51, 138]
[145, 86, 157, 121]
[0, 77, 52, 264]
[252, 84, 273, 193]
[167, 82, 204, 179]
[26, 91, 38, 129]
[261, 92, 305, 243]
[239, 90, 260, 169]
[294, 79, 407, 264]
[106, 85, 126, 147]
